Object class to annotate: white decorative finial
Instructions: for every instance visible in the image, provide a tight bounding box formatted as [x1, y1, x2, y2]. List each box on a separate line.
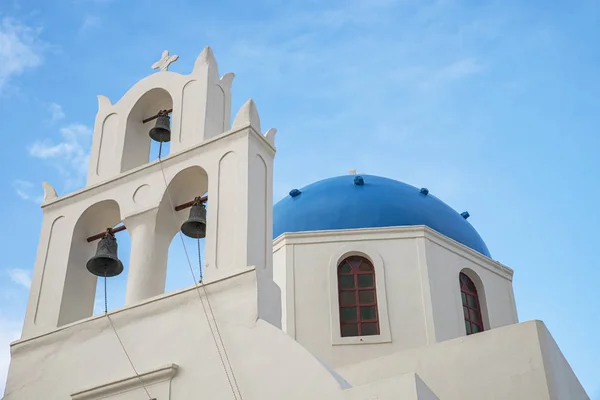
[265, 128, 277, 146]
[232, 99, 261, 132]
[41, 182, 58, 202]
[96, 95, 111, 113]
[152, 50, 179, 72]
[219, 72, 235, 89]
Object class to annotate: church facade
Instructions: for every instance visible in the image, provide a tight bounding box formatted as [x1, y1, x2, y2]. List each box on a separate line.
[2, 47, 589, 399]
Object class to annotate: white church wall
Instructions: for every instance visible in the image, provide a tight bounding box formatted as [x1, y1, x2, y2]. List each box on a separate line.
[273, 226, 516, 369]
[4, 270, 347, 400]
[70, 364, 178, 400]
[538, 324, 590, 399]
[272, 245, 289, 332]
[274, 227, 431, 368]
[423, 233, 518, 343]
[336, 320, 589, 400]
[341, 373, 440, 400]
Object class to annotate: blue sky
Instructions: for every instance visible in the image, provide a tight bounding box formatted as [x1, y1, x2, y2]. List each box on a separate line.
[1, 0, 599, 396]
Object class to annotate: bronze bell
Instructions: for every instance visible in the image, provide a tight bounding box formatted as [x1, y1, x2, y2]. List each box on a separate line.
[86, 231, 124, 277]
[181, 199, 207, 239]
[149, 110, 171, 143]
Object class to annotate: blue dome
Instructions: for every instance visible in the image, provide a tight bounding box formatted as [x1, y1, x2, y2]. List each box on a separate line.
[273, 175, 491, 257]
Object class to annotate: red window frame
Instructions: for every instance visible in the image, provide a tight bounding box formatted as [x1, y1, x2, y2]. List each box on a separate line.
[337, 256, 380, 337]
[459, 272, 484, 335]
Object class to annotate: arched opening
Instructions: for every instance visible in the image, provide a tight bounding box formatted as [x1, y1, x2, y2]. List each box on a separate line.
[122, 88, 173, 172]
[61, 200, 130, 325]
[337, 255, 380, 337]
[165, 227, 206, 292]
[459, 270, 488, 335]
[156, 166, 209, 294]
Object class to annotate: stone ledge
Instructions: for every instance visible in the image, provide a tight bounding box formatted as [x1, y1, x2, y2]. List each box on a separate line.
[71, 363, 178, 400]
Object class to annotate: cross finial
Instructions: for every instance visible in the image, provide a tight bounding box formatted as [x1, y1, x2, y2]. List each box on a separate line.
[152, 50, 179, 72]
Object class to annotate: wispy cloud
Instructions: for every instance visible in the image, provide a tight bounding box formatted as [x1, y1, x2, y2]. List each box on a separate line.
[219, 0, 488, 102]
[46, 102, 65, 123]
[12, 180, 43, 204]
[196, 0, 504, 213]
[7, 268, 31, 289]
[29, 123, 92, 190]
[0, 18, 44, 93]
[80, 15, 101, 32]
[419, 58, 485, 92]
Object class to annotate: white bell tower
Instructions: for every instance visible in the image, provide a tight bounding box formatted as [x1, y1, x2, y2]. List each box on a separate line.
[5, 46, 349, 400]
[20, 46, 277, 338]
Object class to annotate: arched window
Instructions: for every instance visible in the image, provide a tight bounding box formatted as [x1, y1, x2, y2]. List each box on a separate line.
[459, 272, 484, 335]
[338, 256, 379, 337]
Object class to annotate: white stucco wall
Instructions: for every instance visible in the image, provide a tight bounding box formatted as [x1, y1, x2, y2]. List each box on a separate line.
[342, 373, 440, 400]
[4, 270, 346, 400]
[423, 235, 518, 342]
[538, 323, 590, 399]
[336, 320, 589, 400]
[273, 226, 517, 368]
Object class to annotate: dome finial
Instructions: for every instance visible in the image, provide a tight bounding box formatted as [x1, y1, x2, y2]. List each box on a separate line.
[353, 175, 364, 186]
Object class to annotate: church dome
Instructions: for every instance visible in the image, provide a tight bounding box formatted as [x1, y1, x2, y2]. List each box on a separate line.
[273, 174, 491, 257]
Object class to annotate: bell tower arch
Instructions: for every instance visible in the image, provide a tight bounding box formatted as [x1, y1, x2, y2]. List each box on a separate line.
[87, 47, 235, 186]
[21, 47, 277, 339]
[121, 88, 173, 172]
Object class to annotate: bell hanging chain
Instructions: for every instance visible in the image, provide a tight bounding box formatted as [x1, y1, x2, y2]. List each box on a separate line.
[87, 225, 126, 242]
[174, 195, 208, 211]
[142, 108, 173, 124]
